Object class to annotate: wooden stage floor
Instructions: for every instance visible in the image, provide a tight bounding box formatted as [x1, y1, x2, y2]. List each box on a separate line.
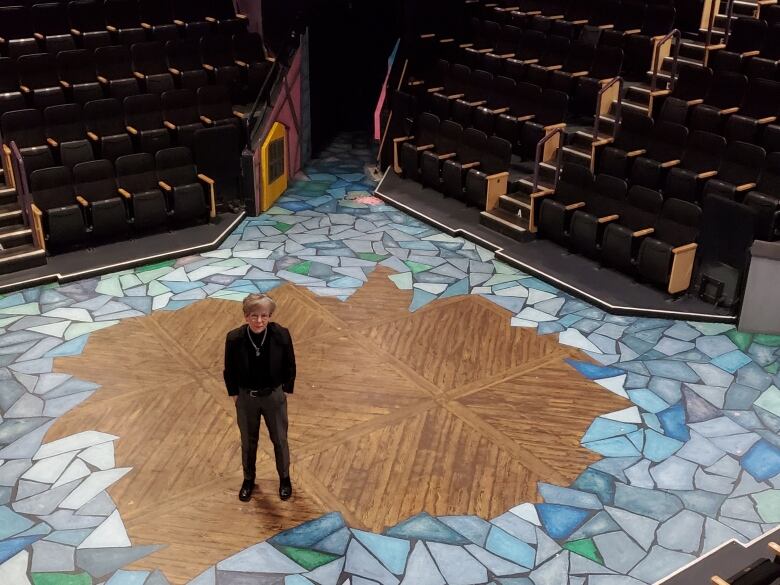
[46, 266, 628, 584]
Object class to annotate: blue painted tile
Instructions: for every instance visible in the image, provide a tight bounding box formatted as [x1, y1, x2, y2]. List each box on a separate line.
[742, 440, 780, 481]
[436, 515, 491, 546]
[572, 469, 616, 506]
[657, 403, 690, 442]
[581, 418, 638, 443]
[351, 529, 409, 575]
[270, 512, 345, 548]
[584, 436, 641, 458]
[564, 359, 624, 380]
[643, 429, 684, 462]
[0, 534, 43, 563]
[536, 504, 591, 540]
[385, 513, 469, 545]
[44, 335, 90, 358]
[627, 389, 670, 414]
[485, 526, 535, 568]
[712, 350, 753, 374]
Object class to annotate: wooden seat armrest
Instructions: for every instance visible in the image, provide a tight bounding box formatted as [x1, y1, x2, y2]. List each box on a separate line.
[564, 201, 586, 210]
[466, 99, 487, 106]
[686, 98, 704, 106]
[46, 137, 58, 148]
[598, 214, 619, 223]
[87, 131, 99, 141]
[34, 32, 44, 41]
[570, 71, 590, 77]
[438, 152, 457, 160]
[697, 170, 718, 179]
[521, 58, 539, 65]
[769, 542, 780, 555]
[736, 182, 757, 192]
[627, 149, 646, 157]
[416, 144, 435, 151]
[141, 22, 152, 30]
[544, 122, 566, 131]
[408, 80, 425, 86]
[19, 85, 30, 93]
[198, 174, 217, 218]
[236, 13, 248, 19]
[709, 44, 726, 50]
[672, 242, 697, 254]
[200, 115, 214, 125]
[660, 159, 680, 168]
[446, 93, 465, 100]
[70, 28, 81, 36]
[393, 135, 413, 144]
[493, 52, 515, 59]
[419, 33, 436, 39]
[711, 577, 729, 585]
[459, 43, 474, 49]
[758, 116, 777, 124]
[426, 86, 444, 93]
[133, 71, 145, 79]
[719, 107, 739, 115]
[59, 80, 70, 89]
[164, 121, 176, 130]
[597, 24, 615, 29]
[571, 19, 588, 25]
[462, 161, 481, 169]
[168, 67, 181, 76]
[173, 19, 185, 26]
[489, 106, 510, 114]
[623, 29, 641, 34]
[741, 50, 761, 57]
[158, 180, 172, 191]
[30, 203, 44, 252]
[117, 188, 131, 199]
[234, 60, 248, 68]
[542, 64, 563, 71]
[206, 16, 217, 23]
[126, 125, 138, 135]
[233, 110, 245, 118]
[203, 63, 215, 71]
[31, 203, 42, 217]
[531, 190, 553, 199]
[76, 195, 88, 207]
[633, 227, 654, 237]
[466, 47, 493, 54]
[97, 75, 108, 84]
[107, 25, 118, 33]
[517, 114, 536, 122]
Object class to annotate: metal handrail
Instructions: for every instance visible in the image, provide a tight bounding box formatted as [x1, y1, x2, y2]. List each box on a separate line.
[723, 0, 735, 45]
[705, 0, 735, 47]
[649, 29, 679, 93]
[531, 126, 564, 195]
[594, 76, 623, 141]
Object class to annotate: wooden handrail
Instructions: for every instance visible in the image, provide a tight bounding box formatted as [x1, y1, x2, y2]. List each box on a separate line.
[651, 29, 680, 94]
[532, 127, 564, 195]
[594, 76, 623, 141]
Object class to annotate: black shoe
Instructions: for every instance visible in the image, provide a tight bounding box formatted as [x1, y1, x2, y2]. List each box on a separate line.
[239, 479, 254, 502]
[279, 476, 292, 500]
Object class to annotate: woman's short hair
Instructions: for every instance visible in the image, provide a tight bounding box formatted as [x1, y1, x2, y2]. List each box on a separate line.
[242, 293, 277, 316]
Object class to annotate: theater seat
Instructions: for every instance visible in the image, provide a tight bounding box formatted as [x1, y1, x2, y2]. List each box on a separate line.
[637, 198, 701, 294]
[73, 159, 130, 241]
[132, 41, 176, 94]
[124, 93, 172, 154]
[105, 0, 147, 46]
[166, 39, 210, 91]
[84, 98, 134, 162]
[598, 109, 654, 178]
[703, 141, 766, 201]
[197, 85, 245, 134]
[397, 112, 440, 181]
[138, 0, 178, 42]
[536, 163, 594, 245]
[57, 49, 104, 105]
[628, 121, 688, 190]
[744, 152, 780, 241]
[30, 166, 87, 252]
[420, 120, 463, 190]
[18, 53, 66, 109]
[115, 152, 169, 232]
[601, 185, 663, 272]
[31, 3, 77, 55]
[442, 128, 488, 201]
[464, 135, 512, 209]
[67, 0, 112, 50]
[155, 146, 213, 225]
[663, 131, 726, 203]
[161, 89, 205, 148]
[569, 174, 628, 258]
[95, 45, 141, 100]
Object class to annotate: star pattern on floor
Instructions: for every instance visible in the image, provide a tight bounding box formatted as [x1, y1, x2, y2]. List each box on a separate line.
[0, 134, 779, 585]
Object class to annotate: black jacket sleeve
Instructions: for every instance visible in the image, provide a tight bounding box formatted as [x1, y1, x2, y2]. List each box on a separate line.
[282, 327, 296, 394]
[223, 330, 240, 396]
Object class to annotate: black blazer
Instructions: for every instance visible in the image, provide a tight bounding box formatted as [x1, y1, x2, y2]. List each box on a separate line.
[223, 322, 296, 396]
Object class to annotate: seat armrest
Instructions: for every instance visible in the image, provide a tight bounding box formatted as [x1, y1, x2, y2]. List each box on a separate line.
[47, 137, 58, 148]
[736, 182, 757, 192]
[107, 25, 117, 33]
[117, 188, 131, 199]
[59, 80, 70, 89]
[393, 135, 413, 144]
[97, 75, 108, 84]
[627, 149, 646, 157]
[158, 180, 172, 191]
[206, 16, 216, 23]
[633, 227, 654, 237]
[203, 63, 214, 71]
[542, 64, 563, 71]
[76, 195, 88, 207]
[70, 28, 81, 36]
[719, 107, 739, 115]
[741, 50, 761, 57]
[164, 121, 176, 130]
[696, 170, 717, 179]
[660, 159, 680, 168]
[87, 131, 99, 141]
[133, 71, 145, 79]
[173, 19, 185, 26]
[462, 161, 481, 169]
[686, 98, 704, 106]
[197, 173, 217, 218]
[517, 114, 536, 122]
[490, 106, 510, 114]
[564, 201, 586, 210]
[237, 13, 248, 19]
[465, 99, 487, 106]
[623, 29, 641, 34]
[126, 125, 138, 135]
[416, 144, 435, 151]
[34, 32, 44, 41]
[598, 214, 619, 223]
[233, 110, 245, 118]
[438, 152, 457, 160]
[672, 242, 697, 254]
[758, 116, 777, 125]
[235, 60, 248, 68]
[19, 85, 30, 93]
[570, 70, 589, 77]
[168, 67, 181, 76]
[200, 115, 214, 125]
[141, 22, 152, 30]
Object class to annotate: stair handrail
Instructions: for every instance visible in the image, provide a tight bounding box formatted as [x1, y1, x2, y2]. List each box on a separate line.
[531, 126, 565, 196]
[705, 0, 735, 47]
[650, 29, 680, 94]
[723, 0, 735, 45]
[9, 141, 40, 249]
[594, 75, 623, 142]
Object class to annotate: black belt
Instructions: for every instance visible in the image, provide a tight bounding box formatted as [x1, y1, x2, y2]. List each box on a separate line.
[241, 386, 278, 398]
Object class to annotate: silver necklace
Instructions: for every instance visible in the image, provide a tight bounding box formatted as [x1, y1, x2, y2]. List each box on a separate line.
[246, 326, 268, 357]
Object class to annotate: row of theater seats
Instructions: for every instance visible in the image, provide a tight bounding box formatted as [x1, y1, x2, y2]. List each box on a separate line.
[0, 0, 247, 58]
[30, 146, 215, 252]
[536, 163, 755, 306]
[0, 33, 270, 115]
[708, 17, 780, 78]
[396, 113, 513, 208]
[2, 87, 244, 185]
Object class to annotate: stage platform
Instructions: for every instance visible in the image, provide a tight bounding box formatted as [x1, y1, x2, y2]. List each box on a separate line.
[0, 212, 245, 294]
[375, 170, 735, 323]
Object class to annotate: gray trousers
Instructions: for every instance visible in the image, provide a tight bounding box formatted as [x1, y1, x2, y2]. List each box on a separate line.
[235, 386, 290, 481]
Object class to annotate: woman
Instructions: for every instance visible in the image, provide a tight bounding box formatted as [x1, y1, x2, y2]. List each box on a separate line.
[224, 293, 296, 502]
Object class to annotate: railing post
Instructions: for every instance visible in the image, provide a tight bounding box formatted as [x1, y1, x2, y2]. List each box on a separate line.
[531, 128, 563, 195]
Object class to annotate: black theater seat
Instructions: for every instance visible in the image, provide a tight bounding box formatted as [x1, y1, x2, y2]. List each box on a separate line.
[628, 121, 688, 190]
[197, 85, 244, 134]
[723, 78, 780, 144]
[601, 185, 663, 272]
[598, 109, 654, 178]
[200, 35, 241, 95]
[72, 159, 130, 241]
[689, 71, 748, 135]
[131, 41, 176, 94]
[205, 0, 249, 36]
[744, 152, 780, 241]
[636, 198, 701, 294]
[572, 46, 623, 118]
[84, 98, 134, 161]
[0, 5, 39, 60]
[569, 174, 629, 258]
[67, 0, 112, 50]
[95, 45, 142, 100]
[193, 123, 242, 206]
[124, 93, 172, 154]
[464, 135, 512, 209]
[105, 0, 147, 46]
[161, 88, 205, 148]
[166, 39, 210, 91]
[537, 163, 595, 246]
[442, 128, 488, 201]
[172, 0, 210, 39]
[31, 2, 77, 55]
[18, 52, 66, 109]
[663, 131, 726, 203]
[710, 17, 768, 73]
[702, 141, 766, 201]
[420, 120, 464, 190]
[155, 146, 213, 226]
[397, 112, 440, 182]
[115, 152, 169, 232]
[138, 0, 178, 42]
[622, 3, 676, 76]
[30, 166, 87, 252]
[44, 103, 93, 167]
[0, 58, 27, 118]
[57, 49, 104, 105]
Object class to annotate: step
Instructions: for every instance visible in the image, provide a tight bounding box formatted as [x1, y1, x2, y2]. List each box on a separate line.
[480, 207, 529, 241]
[517, 176, 555, 194]
[498, 192, 531, 215]
[0, 204, 23, 228]
[0, 225, 33, 249]
[0, 244, 46, 276]
[0, 186, 16, 206]
[616, 98, 650, 114]
[662, 55, 704, 68]
[562, 144, 593, 161]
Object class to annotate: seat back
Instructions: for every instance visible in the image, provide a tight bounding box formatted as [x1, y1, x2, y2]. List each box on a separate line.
[44, 103, 86, 143]
[654, 198, 701, 247]
[197, 85, 233, 120]
[0, 58, 19, 94]
[740, 78, 780, 119]
[232, 32, 266, 64]
[73, 159, 117, 202]
[623, 185, 663, 230]
[480, 136, 512, 175]
[193, 124, 242, 198]
[415, 112, 439, 147]
[68, 0, 107, 33]
[166, 39, 203, 71]
[124, 93, 164, 130]
[589, 46, 623, 80]
[162, 89, 199, 125]
[30, 166, 76, 210]
[95, 45, 134, 80]
[437, 121, 462, 155]
[84, 98, 126, 136]
[615, 0, 645, 32]
[105, 0, 141, 28]
[512, 82, 542, 115]
[562, 42, 594, 73]
[156, 146, 198, 185]
[18, 53, 60, 89]
[646, 121, 688, 162]
[1, 109, 45, 148]
[615, 109, 654, 153]
[116, 152, 158, 192]
[173, 0, 207, 22]
[699, 193, 755, 271]
[705, 71, 748, 109]
[681, 131, 726, 173]
[556, 163, 594, 204]
[457, 128, 487, 163]
[132, 41, 169, 75]
[0, 6, 34, 40]
[535, 89, 568, 126]
[57, 49, 96, 84]
[641, 4, 675, 36]
[756, 151, 780, 195]
[718, 141, 766, 185]
[31, 2, 69, 37]
[200, 35, 235, 67]
[726, 17, 768, 53]
[671, 64, 712, 102]
[139, 0, 173, 26]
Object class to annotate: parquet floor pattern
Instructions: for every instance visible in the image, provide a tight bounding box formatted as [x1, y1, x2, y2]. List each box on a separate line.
[45, 267, 629, 584]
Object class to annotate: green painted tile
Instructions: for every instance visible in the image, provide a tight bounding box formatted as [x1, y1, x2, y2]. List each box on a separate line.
[563, 538, 603, 565]
[211, 258, 247, 268]
[147, 280, 170, 296]
[31, 573, 92, 585]
[276, 545, 340, 570]
[357, 253, 388, 262]
[119, 273, 143, 290]
[755, 334, 780, 347]
[389, 272, 413, 290]
[755, 386, 780, 418]
[289, 261, 312, 276]
[0, 315, 24, 327]
[754, 490, 780, 522]
[403, 260, 431, 274]
[726, 330, 753, 352]
[766, 362, 779, 375]
[64, 321, 118, 340]
[137, 266, 175, 284]
[137, 259, 176, 273]
[688, 322, 735, 336]
[95, 277, 123, 298]
[274, 222, 293, 233]
[0, 302, 40, 316]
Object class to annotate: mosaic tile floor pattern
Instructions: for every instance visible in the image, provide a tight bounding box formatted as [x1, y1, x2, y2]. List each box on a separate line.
[0, 133, 779, 584]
